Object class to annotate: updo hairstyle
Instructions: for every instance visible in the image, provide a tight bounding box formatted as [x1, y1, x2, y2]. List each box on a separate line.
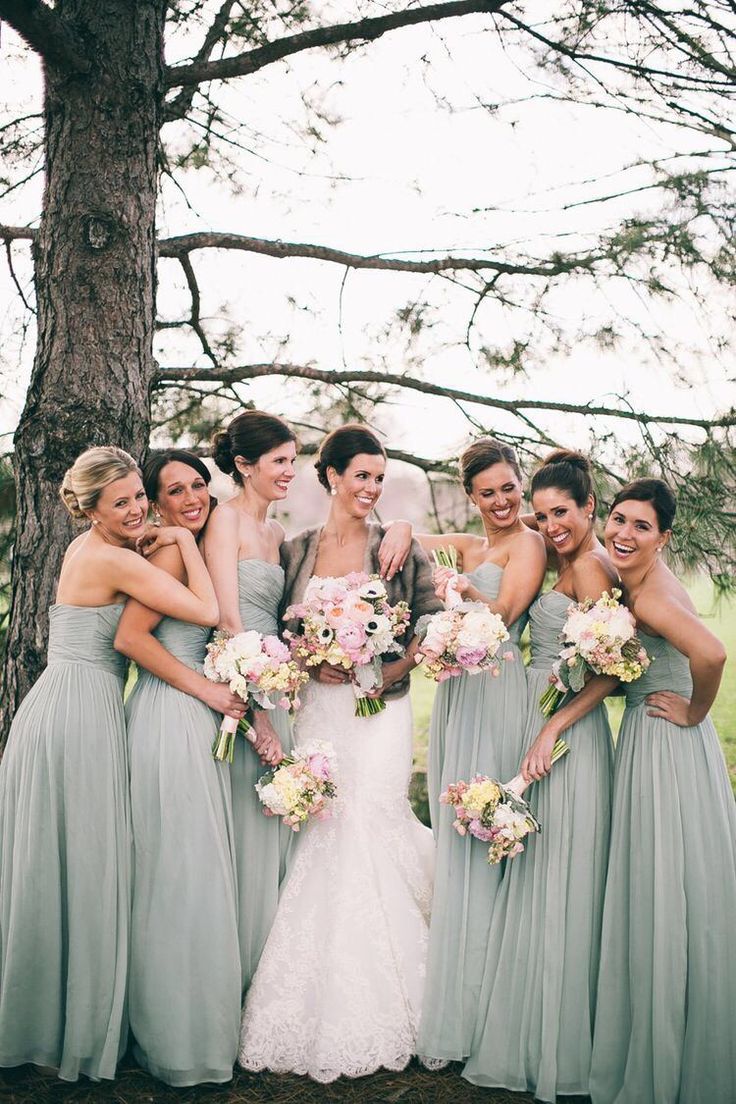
[212, 410, 296, 486]
[314, 423, 386, 492]
[609, 478, 677, 532]
[60, 446, 139, 520]
[142, 448, 212, 503]
[459, 438, 522, 495]
[531, 448, 595, 509]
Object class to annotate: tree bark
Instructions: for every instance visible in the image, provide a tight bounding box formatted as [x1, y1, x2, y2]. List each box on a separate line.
[0, 0, 166, 744]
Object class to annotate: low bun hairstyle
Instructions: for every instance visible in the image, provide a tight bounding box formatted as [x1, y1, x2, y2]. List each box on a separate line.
[142, 449, 212, 503]
[60, 446, 140, 520]
[459, 438, 521, 495]
[212, 410, 296, 486]
[609, 478, 677, 532]
[531, 448, 595, 509]
[314, 423, 386, 492]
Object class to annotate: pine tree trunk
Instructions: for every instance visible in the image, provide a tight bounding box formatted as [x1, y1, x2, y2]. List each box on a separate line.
[0, 1, 167, 745]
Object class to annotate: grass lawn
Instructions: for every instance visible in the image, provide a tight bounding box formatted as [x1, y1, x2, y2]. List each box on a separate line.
[411, 575, 736, 790]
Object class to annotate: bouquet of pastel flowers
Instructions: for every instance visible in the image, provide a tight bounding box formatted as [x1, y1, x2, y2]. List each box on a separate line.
[285, 572, 410, 717]
[255, 739, 337, 831]
[441, 740, 570, 864]
[414, 546, 513, 682]
[540, 588, 652, 717]
[204, 629, 309, 762]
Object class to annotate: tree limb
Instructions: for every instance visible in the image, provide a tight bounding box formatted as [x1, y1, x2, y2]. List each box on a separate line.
[0, 224, 37, 242]
[164, 0, 507, 90]
[158, 231, 598, 278]
[0, 0, 90, 73]
[154, 362, 736, 430]
[164, 0, 238, 122]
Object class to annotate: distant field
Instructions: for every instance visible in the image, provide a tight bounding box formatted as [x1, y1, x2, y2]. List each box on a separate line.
[411, 576, 736, 791]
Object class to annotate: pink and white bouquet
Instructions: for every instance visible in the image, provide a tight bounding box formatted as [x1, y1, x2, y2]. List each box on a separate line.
[441, 740, 569, 864]
[415, 545, 512, 681]
[415, 604, 512, 682]
[204, 630, 309, 763]
[285, 572, 410, 717]
[540, 588, 652, 717]
[255, 740, 337, 831]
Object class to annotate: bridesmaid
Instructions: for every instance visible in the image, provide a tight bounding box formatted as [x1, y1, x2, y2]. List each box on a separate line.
[416, 438, 547, 1062]
[114, 450, 245, 1086]
[464, 449, 617, 1100]
[590, 479, 736, 1104]
[202, 410, 298, 993]
[0, 446, 219, 1081]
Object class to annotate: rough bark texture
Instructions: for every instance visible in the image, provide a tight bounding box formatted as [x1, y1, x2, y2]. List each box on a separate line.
[0, 0, 167, 744]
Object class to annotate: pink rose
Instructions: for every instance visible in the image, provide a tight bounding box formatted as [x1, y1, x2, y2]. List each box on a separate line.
[263, 635, 290, 662]
[307, 753, 332, 781]
[336, 622, 367, 650]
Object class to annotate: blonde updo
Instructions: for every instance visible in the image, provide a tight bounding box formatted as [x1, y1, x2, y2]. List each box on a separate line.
[60, 446, 140, 520]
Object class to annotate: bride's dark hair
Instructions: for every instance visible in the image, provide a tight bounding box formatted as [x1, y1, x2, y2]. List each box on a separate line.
[314, 424, 386, 492]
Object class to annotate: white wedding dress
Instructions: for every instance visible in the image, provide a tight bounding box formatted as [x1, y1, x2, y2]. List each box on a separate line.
[238, 679, 435, 1082]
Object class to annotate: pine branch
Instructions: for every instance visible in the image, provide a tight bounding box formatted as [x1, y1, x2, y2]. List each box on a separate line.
[0, 0, 90, 73]
[164, 0, 507, 90]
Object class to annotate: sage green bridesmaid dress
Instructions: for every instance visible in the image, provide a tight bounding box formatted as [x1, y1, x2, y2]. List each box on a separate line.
[418, 561, 530, 1061]
[232, 559, 293, 992]
[0, 604, 130, 1081]
[590, 631, 736, 1104]
[126, 617, 241, 1086]
[464, 590, 613, 1100]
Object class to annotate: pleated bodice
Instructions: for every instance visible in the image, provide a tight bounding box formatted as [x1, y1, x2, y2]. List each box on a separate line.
[527, 590, 572, 671]
[467, 561, 527, 644]
[47, 603, 126, 678]
[237, 560, 284, 635]
[144, 617, 210, 671]
[624, 630, 691, 706]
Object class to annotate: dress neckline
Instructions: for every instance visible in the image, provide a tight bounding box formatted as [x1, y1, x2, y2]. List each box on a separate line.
[237, 557, 284, 572]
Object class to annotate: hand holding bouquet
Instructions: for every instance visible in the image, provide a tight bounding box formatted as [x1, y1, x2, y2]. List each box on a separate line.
[415, 547, 513, 682]
[440, 741, 569, 864]
[540, 588, 653, 717]
[285, 572, 410, 717]
[204, 630, 309, 762]
[255, 740, 337, 830]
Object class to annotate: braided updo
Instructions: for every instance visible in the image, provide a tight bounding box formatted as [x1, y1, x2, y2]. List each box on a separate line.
[60, 446, 140, 520]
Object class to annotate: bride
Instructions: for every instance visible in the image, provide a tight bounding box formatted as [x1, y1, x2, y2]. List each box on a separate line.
[238, 424, 441, 1082]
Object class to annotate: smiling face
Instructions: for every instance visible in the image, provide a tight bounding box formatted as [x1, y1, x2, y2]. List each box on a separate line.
[154, 460, 211, 535]
[604, 498, 668, 572]
[237, 440, 297, 503]
[533, 486, 594, 557]
[329, 452, 386, 518]
[468, 462, 523, 529]
[88, 471, 148, 544]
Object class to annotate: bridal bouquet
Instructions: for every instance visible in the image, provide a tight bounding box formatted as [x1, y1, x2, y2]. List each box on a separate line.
[539, 588, 652, 717]
[285, 573, 410, 717]
[204, 630, 308, 763]
[255, 740, 337, 830]
[441, 740, 570, 864]
[415, 545, 512, 682]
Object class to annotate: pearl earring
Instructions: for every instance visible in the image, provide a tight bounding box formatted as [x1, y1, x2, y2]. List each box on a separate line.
[330, 485, 337, 497]
[91, 519, 98, 526]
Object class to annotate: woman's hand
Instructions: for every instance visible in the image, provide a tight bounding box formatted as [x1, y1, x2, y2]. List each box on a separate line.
[646, 690, 698, 727]
[378, 522, 412, 580]
[202, 683, 247, 721]
[364, 658, 408, 697]
[310, 661, 350, 685]
[521, 723, 560, 783]
[433, 565, 470, 603]
[251, 712, 284, 766]
[136, 523, 191, 558]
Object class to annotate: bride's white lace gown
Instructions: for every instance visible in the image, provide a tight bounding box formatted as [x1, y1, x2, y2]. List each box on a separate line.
[238, 679, 435, 1082]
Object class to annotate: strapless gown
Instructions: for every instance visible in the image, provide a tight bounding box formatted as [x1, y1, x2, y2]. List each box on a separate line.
[238, 675, 434, 1080]
[232, 559, 293, 992]
[418, 561, 530, 1061]
[126, 616, 240, 1085]
[0, 604, 130, 1081]
[464, 590, 613, 1100]
[590, 631, 736, 1104]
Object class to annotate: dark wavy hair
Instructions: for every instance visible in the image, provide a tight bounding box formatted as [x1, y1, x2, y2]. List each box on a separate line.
[531, 448, 595, 509]
[142, 448, 212, 502]
[459, 438, 521, 494]
[212, 410, 296, 486]
[609, 478, 677, 532]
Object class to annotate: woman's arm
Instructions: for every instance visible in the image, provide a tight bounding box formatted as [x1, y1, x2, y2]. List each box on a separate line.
[114, 545, 244, 719]
[521, 674, 619, 781]
[637, 591, 726, 726]
[440, 530, 546, 625]
[110, 530, 219, 625]
[202, 507, 244, 634]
